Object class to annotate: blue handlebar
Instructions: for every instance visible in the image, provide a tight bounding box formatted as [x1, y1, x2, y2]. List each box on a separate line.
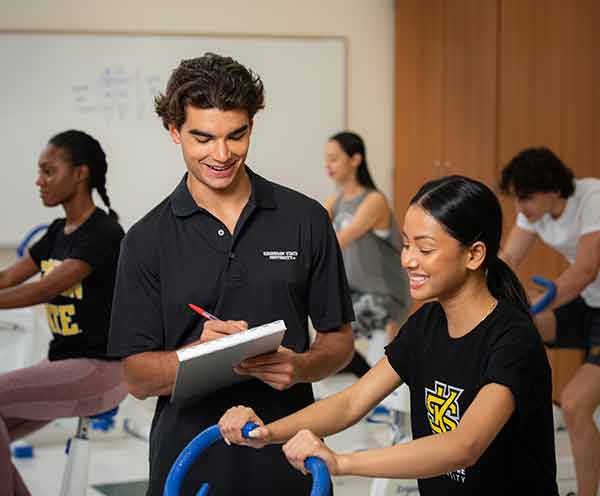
[16, 224, 49, 258]
[241, 422, 258, 438]
[530, 276, 557, 315]
[163, 422, 331, 496]
[303, 457, 331, 496]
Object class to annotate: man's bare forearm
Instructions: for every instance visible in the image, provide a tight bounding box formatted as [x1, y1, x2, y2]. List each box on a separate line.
[124, 350, 179, 399]
[123, 320, 249, 399]
[550, 264, 597, 309]
[296, 324, 353, 382]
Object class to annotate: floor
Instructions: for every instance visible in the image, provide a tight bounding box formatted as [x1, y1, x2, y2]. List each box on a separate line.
[0, 247, 584, 495]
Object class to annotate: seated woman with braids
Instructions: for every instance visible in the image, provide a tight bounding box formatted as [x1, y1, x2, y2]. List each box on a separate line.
[0, 130, 127, 496]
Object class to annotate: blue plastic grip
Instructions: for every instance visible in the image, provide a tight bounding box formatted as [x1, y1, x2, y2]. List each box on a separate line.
[163, 422, 331, 496]
[12, 443, 34, 458]
[305, 457, 332, 496]
[196, 484, 209, 496]
[89, 406, 119, 432]
[241, 422, 259, 438]
[16, 224, 49, 258]
[530, 276, 557, 315]
[163, 425, 222, 496]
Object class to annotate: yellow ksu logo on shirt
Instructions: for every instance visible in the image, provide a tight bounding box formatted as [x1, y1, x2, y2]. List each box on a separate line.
[425, 380, 464, 434]
[41, 259, 83, 336]
[425, 380, 467, 483]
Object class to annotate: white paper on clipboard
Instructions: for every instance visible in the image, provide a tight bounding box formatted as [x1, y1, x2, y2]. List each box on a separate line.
[171, 319, 286, 406]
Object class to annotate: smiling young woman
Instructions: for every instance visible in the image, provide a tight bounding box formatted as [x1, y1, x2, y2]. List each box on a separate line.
[220, 175, 559, 496]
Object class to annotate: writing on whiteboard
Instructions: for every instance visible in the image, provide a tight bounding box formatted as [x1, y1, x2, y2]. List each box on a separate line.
[71, 67, 162, 124]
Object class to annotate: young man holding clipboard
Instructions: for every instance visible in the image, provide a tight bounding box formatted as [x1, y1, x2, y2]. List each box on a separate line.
[107, 53, 355, 495]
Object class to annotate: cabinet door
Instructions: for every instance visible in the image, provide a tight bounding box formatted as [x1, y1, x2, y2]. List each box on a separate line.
[498, 1, 566, 282]
[394, 0, 444, 220]
[395, 0, 498, 316]
[395, 0, 499, 214]
[559, 0, 599, 178]
[443, 0, 498, 186]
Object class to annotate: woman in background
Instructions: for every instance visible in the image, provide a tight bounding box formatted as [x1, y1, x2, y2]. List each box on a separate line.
[0, 130, 127, 496]
[323, 131, 410, 376]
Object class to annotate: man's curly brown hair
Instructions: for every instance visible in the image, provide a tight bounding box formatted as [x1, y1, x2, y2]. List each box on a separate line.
[499, 147, 575, 199]
[155, 53, 265, 130]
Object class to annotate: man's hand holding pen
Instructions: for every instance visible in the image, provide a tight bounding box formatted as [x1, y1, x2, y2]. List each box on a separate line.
[187, 303, 248, 344]
[199, 319, 249, 343]
[187, 303, 301, 390]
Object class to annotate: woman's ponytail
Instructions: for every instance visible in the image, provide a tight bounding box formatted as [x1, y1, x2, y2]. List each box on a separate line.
[330, 131, 377, 190]
[486, 256, 531, 317]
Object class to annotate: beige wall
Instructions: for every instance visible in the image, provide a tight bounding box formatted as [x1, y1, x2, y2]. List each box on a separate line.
[1, 0, 396, 199]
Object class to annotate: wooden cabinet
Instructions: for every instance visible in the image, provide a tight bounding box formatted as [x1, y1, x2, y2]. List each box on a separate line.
[443, 0, 498, 186]
[395, 0, 599, 402]
[394, 0, 498, 217]
[394, 0, 444, 218]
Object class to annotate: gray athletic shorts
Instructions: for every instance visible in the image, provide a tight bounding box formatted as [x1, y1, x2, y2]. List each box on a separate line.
[350, 291, 393, 337]
[551, 296, 600, 366]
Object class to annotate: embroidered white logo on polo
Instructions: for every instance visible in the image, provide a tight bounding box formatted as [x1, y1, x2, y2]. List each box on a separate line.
[263, 251, 298, 261]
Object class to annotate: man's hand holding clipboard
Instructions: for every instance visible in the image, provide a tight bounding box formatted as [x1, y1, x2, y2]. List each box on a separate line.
[188, 303, 302, 392]
[234, 346, 302, 391]
[172, 306, 288, 405]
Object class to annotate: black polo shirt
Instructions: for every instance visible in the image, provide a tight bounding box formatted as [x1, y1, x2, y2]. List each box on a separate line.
[108, 167, 353, 496]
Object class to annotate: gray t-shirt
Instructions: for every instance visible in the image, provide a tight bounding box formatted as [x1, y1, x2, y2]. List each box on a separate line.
[332, 190, 410, 322]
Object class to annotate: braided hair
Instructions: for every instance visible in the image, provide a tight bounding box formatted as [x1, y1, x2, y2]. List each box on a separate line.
[48, 130, 119, 221]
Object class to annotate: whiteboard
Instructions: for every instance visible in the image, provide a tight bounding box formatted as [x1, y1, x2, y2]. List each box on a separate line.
[0, 31, 346, 245]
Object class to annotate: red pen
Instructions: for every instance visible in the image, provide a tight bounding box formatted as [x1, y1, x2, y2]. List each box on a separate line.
[188, 303, 219, 321]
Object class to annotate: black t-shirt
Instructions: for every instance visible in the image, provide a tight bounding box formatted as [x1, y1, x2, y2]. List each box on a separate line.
[108, 168, 354, 496]
[385, 300, 558, 495]
[29, 208, 124, 361]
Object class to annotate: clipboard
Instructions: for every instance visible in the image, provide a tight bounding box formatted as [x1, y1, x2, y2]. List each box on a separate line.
[171, 320, 286, 406]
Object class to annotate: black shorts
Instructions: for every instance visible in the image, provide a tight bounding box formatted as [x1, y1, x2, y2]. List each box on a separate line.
[551, 296, 600, 366]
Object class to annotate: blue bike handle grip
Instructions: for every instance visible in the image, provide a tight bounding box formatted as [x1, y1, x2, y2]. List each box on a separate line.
[16, 224, 49, 258]
[242, 423, 331, 496]
[242, 422, 259, 438]
[530, 276, 556, 315]
[163, 422, 331, 496]
[304, 456, 332, 496]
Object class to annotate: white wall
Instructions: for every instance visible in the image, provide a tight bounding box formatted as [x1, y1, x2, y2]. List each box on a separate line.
[0, 0, 395, 201]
